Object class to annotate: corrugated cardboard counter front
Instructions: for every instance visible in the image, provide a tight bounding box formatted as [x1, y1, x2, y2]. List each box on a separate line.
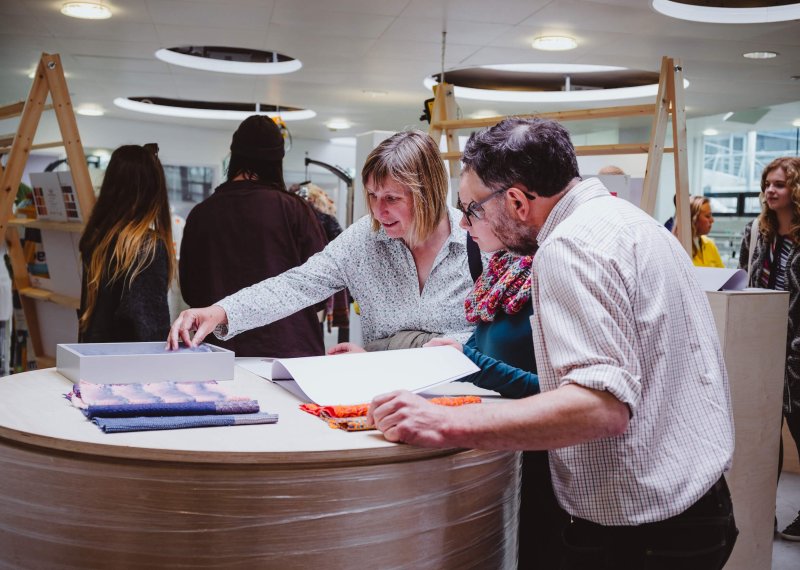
[0, 363, 519, 569]
[706, 289, 788, 570]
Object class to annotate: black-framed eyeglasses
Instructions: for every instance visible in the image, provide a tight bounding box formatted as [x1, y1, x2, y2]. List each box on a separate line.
[456, 188, 508, 226]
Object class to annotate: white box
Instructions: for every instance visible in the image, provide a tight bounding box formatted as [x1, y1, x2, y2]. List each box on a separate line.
[56, 342, 234, 384]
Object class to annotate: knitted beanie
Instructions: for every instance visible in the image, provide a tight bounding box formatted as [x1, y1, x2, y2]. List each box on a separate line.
[230, 115, 285, 160]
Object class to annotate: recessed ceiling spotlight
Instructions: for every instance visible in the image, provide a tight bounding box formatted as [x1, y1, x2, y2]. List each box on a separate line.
[330, 137, 356, 147]
[114, 97, 316, 121]
[531, 36, 577, 51]
[652, 0, 800, 24]
[155, 46, 301, 75]
[76, 105, 104, 117]
[325, 119, 352, 131]
[61, 2, 112, 20]
[793, 119, 800, 128]
[362, 90, 388, 97]
[743, 51, 778, 59]
[702, 128, 719, 136]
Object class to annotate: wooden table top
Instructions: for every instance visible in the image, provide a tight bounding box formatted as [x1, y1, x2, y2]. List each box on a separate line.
[0, 359, 498, 467]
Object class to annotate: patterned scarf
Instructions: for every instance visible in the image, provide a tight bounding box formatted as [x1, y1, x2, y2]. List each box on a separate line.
[465, 251, 532, 323]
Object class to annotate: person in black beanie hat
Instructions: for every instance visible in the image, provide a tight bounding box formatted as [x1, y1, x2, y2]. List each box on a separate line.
[178, 115, 328, 357]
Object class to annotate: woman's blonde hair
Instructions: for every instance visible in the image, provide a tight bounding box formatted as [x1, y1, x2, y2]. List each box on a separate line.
[758, 157, 800, 243]
[79, 144, 174, 332]
[676, 195, 711, 258]
[361, 130, 448, 247]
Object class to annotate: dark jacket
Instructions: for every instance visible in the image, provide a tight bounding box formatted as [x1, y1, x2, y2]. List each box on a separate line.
[739, 220, 800, 413]
[179, 179, 327, 357]
[79, 238, 171, 343]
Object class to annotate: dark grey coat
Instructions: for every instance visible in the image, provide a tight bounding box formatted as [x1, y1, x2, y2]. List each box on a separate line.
[739, 220, 800, 413]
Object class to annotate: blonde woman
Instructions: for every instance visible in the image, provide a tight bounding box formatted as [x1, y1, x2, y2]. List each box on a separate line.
[79, 144, 174, 341]
[676, 195, 724, 267]
[168, 130, 475, 352]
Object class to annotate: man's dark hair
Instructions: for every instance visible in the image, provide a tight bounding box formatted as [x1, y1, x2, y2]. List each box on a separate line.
[461, 118, 579, 197]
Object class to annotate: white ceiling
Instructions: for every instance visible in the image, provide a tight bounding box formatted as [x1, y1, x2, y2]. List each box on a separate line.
[1, 0, 799, 140]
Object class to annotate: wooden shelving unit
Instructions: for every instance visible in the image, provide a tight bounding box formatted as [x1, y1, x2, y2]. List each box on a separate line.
[427, 55, 692, 254]
[0, 52, 96, 368]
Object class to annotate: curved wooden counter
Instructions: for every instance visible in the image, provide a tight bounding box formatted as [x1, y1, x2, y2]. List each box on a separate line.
[0, 364, 519, 569]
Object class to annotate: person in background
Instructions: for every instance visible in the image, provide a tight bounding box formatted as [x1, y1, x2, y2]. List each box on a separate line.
[370, 118, 737, 569]
[78, 144, 173, 342]
[597, 164, 625, 175]
[168, 130, 475, 354]
[739, 156, 800, 541]
[426, 180, 567, 567]
[679, 195, 724, 268]
[179, 115, 327, 358]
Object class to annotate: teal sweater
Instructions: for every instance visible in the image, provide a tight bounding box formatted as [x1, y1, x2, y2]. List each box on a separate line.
[459, 299, 539, 398]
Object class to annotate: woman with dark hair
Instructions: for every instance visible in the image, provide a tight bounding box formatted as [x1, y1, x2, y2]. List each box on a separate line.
[179, 115, 328, 357]
[169, 129, 475, 354]
[739, 156, 800, 541]
[79, 144, 174, 342]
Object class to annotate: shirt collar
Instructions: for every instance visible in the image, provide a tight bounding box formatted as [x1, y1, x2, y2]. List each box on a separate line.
[537, 177, 610, 244]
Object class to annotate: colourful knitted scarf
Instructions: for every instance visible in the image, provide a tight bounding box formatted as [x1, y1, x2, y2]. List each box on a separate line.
[464, 251, 532, 323]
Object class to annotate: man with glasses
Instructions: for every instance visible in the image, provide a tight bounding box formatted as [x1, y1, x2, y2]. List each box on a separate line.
[370, 118, 737, 569]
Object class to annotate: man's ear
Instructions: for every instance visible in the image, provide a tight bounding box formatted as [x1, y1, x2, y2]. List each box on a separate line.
[504, 185, 536, 221]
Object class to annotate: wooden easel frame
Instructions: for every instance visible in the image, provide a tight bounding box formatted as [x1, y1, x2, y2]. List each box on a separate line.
[428, 56, 692, 254]
[0, 53, 96, 368]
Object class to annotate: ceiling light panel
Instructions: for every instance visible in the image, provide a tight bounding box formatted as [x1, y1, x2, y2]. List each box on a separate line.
[743, 51, 778, 59]
[61, 2, 112, 20]
[531, 36, 578, 51]
[155, 47, 302, 75]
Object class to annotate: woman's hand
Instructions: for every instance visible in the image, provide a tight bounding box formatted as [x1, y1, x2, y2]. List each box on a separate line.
[423, 337, 463, 353]
[327, 342, 367, 355]
[166, 305, 227, 350]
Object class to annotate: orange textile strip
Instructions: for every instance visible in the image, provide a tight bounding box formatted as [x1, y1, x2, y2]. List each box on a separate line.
[300, 396, 483, 431]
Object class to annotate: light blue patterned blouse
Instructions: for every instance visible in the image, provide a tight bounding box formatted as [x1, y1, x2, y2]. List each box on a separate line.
[215, 207, 475, 345]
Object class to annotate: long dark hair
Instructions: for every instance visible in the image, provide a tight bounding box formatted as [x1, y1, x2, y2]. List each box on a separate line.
[79, 144, 174, 331]
[226, 153, 286, 189]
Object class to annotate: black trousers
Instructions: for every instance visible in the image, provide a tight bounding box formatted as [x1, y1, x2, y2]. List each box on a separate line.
[560, 476, 738, 570]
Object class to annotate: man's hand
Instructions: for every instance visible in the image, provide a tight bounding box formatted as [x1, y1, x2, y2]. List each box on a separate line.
[368, 390, 452, 447]
[166, 305, 227, 350]
[423, 337, 463, 352]
[327, 342, 366, 355]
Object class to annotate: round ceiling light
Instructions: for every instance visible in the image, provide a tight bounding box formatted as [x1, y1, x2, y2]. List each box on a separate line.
[531, 36, 578, 51]
[652, 1, 800, 24]
[61, 2, 112, 19]
[155, 46, 301, 75]
[425, 65, 688, 103]
[743, 51, 778, 59]
[76, 104, 105, 117]
[702, 128, 719, 136]
[114, 97, 315, 121]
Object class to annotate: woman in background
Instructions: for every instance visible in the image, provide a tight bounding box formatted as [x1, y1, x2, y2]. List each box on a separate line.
[78, 144, 173, 342]
[677, 195, 724, 268]
[739, 156, 800, 541]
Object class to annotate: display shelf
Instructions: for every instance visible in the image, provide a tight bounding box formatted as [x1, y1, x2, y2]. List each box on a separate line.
[7, 217, 84, 233]
[19, 287, 80, 310]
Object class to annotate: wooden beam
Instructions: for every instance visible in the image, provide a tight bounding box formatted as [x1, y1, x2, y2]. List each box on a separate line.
[0, 101, 53, 121]
[7, 218, 84, 233]
[0, 141, 64, 155]
[431, 103, 656, 131]
[669, 58, 692, 256]
[442, 144, 674, 161]
[5, 227, 44, 357]
[42, 53, 96, 214]
[427, 82, 461, 183]
[640, 57, 672, 216]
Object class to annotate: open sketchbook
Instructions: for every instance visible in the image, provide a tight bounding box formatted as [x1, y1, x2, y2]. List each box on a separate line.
[237, 346, 479, 406]
[693, 267, 748, 292]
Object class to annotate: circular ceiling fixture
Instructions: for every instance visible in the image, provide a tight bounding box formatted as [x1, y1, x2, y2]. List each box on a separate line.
[61, 1, 112, 19]
[113, 97, 315, 121]
[651, 1, 800, 24]
[425, 64, 689, 103]
[155, 46, 302, 75]
[531, 36, 578, 51]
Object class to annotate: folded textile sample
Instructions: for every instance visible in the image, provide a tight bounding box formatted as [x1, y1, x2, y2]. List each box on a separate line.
[300, 396, 482, 432]
[66, 380, 275, 433]
[92, 412, 279, 434]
